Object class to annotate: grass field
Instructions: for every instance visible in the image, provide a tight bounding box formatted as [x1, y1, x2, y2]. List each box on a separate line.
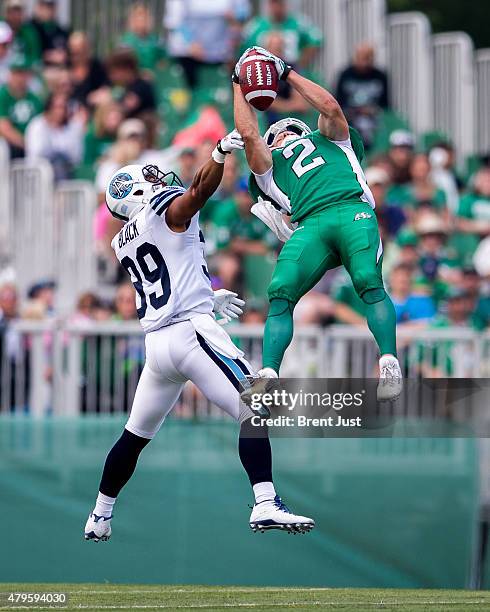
[1, 585, 490, 611]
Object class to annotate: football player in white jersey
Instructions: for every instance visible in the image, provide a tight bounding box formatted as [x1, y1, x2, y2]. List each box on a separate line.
[84, 129, 314, 542]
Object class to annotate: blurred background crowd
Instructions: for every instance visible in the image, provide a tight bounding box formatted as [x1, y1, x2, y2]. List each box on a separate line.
[1, 0, 490, 339]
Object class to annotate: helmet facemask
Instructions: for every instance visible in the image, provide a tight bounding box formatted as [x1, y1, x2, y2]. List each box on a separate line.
[263, 117, 312, 149]
[142, 164, 183, 189]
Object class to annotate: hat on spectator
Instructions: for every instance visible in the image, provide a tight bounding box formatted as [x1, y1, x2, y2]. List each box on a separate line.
[117, 118, 146, 140]
[27, 280, 56, 299]
[389, 129, 415, 148]
[10, 54, 32, 71]
[365, 166, 390, 186]
[5, 0, 24, 9]
[0, 22, 13, 45]
[396, 228, 418, 248]
[415, 214, 448, 237]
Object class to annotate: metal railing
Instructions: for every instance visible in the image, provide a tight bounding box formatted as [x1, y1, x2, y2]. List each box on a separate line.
[387, 12, 433, 135]
[1, 320, 489, 417]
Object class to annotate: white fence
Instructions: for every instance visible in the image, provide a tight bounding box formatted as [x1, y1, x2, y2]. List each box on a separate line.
[1, 320, 489, 416]
[476, 49, 490, 155]
[300, 0, 386, 86]
[2, 160, 97, 315]
[387, 12, 433, 136]
[433, 32, 476, 164]
[55, 181, 98, 314]
[10, 160, 55, 299]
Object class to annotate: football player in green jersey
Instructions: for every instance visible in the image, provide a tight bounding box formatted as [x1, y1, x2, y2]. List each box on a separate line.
[233, 46, 402, 401]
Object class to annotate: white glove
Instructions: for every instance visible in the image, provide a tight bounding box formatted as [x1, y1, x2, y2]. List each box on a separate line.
[251, 197, 294, 243]
[213, 289, 245, 325]
[248, 46, 291, 81]
[233, 46, 291, 83]
[212, 129, 244, 164]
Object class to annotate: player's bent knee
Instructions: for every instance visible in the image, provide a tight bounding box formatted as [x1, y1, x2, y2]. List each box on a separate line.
[267, 297, 295, 316]
[361, 287, 386, 305]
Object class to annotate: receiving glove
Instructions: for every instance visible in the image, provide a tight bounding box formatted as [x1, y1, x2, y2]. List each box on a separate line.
[232, 46, 292, 83]
[248, 46, 291, 81]
[213, 289, 245, 325]
[212, 129, 244, 164]
[251, 197, 294, 243]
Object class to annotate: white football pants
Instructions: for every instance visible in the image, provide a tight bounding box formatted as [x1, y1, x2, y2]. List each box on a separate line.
[125, 318, 253, 439]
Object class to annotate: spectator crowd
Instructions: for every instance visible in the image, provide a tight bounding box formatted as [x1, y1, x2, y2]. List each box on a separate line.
[1, 0, 490, 352]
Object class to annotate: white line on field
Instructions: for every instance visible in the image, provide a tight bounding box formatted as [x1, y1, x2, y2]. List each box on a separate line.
[1, 600, 489, 610]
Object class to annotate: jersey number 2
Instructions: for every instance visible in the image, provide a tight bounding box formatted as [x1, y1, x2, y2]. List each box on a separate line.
[282, 139, 326, 178]
[121, 242, 171, 319]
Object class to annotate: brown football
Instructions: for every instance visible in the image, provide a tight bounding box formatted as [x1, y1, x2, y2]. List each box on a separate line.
[239, 51, 279, 111]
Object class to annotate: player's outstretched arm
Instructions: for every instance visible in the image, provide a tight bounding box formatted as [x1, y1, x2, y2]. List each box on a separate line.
[287, 70, 349, 141]
[165, 130, 243, 230]
[233, 82, 272, 175]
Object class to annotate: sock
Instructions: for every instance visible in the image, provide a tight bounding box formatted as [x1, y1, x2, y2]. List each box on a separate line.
[364, 291, 397, 357]
[93, 492, 116, 518]
[253, 482, 276, 504]
[239, 417, 273, 486]
[262, 298, 295, 373]
[99, 428, 150, 498]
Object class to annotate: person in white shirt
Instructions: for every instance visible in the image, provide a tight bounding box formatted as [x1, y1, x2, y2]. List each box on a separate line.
[25, 92, 86, 179]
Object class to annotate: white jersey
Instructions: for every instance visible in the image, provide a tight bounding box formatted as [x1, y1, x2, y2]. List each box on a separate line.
[111, 185, 214, 333]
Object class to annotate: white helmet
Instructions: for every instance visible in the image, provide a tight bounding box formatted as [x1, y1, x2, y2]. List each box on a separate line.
[106, 164, 183, 222]
[263, 117, 312, 149]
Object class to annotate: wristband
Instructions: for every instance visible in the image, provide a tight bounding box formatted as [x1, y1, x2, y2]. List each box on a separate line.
[212, 146, 226, 164]
[281, 64, 292, 81]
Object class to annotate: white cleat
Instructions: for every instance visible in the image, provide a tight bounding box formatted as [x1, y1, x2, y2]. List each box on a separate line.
[377, 355, 403, 401]
[249, 496, 315, 534]
[84, 513, 112, 542]
[240, 368, 279, 414]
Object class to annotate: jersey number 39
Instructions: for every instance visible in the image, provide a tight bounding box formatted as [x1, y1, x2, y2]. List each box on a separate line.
[282, 139, 326, 178]
[121, 242, 171, 319]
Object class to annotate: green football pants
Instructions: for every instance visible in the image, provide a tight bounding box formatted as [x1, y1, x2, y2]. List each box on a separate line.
[268, 202, 384, 303]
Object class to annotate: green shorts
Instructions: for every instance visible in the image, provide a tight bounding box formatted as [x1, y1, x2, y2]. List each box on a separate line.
[268, 202, 384, 304]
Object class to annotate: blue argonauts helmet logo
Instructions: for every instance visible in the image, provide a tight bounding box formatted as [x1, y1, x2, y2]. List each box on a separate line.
[109, 172, 133, 200]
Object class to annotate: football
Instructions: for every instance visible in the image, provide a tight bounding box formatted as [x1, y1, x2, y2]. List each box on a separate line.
[239, 51, 279, 111]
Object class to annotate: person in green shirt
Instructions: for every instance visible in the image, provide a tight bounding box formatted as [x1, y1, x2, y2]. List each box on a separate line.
[83, 101, 124, 167]
[119, 3, 166, 77]
[455, 167, 490, 261]
[241, 0, 322, 69]
[387, 153, 448, 217]
[4, 0, 42, 68]
[0, 58, 43, 157]
[233, 47, 402, 401]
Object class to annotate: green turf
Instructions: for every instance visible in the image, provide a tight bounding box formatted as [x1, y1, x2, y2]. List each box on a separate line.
[1, 585, 489, 611]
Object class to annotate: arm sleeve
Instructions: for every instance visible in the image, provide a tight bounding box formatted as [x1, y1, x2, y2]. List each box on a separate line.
[457, 194, 473, 218]
[252, 166, 291, 214]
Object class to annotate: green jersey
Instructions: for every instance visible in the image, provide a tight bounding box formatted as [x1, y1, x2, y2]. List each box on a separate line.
[0, 85, 43, 133]
[249, 127, 373, 223]
[241, 14, 322, 64]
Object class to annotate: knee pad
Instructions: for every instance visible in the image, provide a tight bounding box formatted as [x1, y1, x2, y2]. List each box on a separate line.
[268, 298, 294, 317]
[362, 287, 386, 305]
